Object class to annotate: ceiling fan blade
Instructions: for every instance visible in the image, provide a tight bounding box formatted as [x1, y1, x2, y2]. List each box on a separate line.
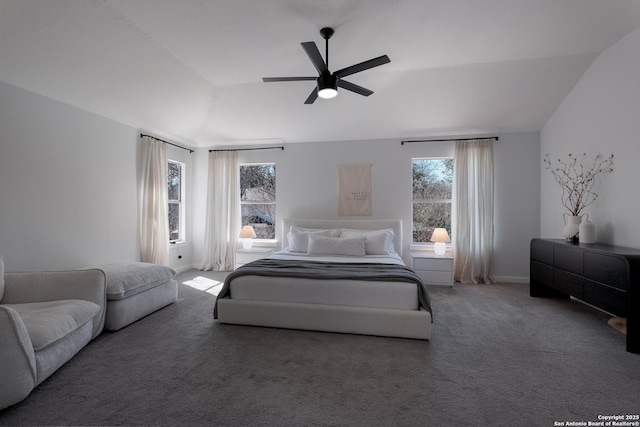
[337, 79, 374, 97]
[304, 87, 319, 104]
[301, 41, 328, 75]
[334, 55, 390, 78]
[263, 77, 317, 82]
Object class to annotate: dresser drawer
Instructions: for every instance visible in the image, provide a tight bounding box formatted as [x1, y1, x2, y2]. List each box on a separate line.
[583, 252, 628, 291]
[235, 248, 273, 270]
[553, 245, 583, 275]
[553, 269, 583, 299]
[583, 279, 627, 316]
[530, 260, 553, 287]
[413, 257, 452, 271]
[531, 239, 553, 265]
[235, 252, 258, 264]
[411, 253, 454, 286]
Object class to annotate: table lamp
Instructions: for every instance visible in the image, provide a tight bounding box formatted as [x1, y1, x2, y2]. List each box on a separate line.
[430, 228, 450, 255]
[239, 225, 257, 249]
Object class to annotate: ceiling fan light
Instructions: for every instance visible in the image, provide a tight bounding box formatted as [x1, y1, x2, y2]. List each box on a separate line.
[317, 74, 338, 99]
[318, 87, 338, 99]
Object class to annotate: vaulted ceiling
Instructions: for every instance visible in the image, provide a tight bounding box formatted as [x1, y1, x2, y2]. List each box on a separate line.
[1, 0, 640, 147]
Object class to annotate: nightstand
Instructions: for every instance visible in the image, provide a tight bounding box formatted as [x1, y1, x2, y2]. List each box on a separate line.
[235, 247, 273, 269]
[410, 252, 454, 286]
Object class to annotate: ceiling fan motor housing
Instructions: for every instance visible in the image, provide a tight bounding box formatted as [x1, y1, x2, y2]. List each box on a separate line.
[317, 73, 338, 98]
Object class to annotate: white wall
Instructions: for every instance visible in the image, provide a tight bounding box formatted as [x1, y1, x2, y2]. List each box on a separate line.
[193, 133, 540, 281]
[0, 81, 195, 272]
[493, 133, 540, 280]
[541, 27, 640, 247]
[0, 80, 139, 271]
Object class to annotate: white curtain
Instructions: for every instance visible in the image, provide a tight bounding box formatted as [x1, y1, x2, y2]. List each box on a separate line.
[139, 136, 170, 265]
[200, 151, 240, 271]
[454, 139, 494, 284]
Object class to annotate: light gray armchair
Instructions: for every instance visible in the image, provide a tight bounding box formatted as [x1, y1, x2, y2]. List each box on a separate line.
[0, 259, 106, 410]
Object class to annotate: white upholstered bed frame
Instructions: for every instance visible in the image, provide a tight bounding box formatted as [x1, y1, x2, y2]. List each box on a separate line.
[216, 218, 432, 340]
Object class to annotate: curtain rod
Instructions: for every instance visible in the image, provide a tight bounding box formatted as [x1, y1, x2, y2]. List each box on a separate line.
[209, 146, 285, 153]
[140, 134, 194, 153]
[401, 136, 499, 145]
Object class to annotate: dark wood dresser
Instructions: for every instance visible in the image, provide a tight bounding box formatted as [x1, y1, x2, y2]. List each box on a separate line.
[530, 238, 640, 353]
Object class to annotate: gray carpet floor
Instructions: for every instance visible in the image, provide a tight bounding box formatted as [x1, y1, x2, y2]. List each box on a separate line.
[1, 269, 639, 426]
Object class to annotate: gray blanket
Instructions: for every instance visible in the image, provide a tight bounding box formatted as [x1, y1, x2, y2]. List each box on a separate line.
[213, 259, 432, 320]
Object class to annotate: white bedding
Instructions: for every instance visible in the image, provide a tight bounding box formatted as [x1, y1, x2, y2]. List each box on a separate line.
[228, 250, 420, 310]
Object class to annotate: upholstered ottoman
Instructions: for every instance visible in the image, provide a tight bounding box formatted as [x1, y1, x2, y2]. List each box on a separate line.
[96, 263, 178, 331]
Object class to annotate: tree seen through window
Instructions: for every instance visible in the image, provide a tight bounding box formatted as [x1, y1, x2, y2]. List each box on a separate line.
[240, 164, 276, 239]
[168, 160, 183, 242]
[412, 158, 453, 243]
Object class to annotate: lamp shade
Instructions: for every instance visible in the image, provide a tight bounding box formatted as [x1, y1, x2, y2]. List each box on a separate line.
[430, 228, 451, 243]
[239, 226, 257, 239]
[430, 228, 450, 255]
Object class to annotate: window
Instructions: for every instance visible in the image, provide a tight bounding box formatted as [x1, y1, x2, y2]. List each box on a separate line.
[240, 163, 276, 240]
[168, 160, 184, 242]
[412, 158, 453, 243]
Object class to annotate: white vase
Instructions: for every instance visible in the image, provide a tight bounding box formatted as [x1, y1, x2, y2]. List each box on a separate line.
[563, 214, 584, 241]
[579, 220, 596, 244]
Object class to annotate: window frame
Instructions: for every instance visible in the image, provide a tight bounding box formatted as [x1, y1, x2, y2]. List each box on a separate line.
[239, 162, 277, 243]
[411, 157, 454, 247]
[168, 159, 185, 244]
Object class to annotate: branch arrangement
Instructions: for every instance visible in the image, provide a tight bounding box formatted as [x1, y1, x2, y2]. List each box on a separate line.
[544, 153, 614, 216]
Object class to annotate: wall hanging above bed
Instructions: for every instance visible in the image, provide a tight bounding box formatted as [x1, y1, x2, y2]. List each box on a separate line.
[337, 164, 372, 216]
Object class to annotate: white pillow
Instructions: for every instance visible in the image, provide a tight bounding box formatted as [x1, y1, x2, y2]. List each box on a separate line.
[340, 228, 395, 255]
[0, 255, 5, 301]
[291, 226, 341, 235]
[307, 235, 367, 256]
[287, 228, 340, 253]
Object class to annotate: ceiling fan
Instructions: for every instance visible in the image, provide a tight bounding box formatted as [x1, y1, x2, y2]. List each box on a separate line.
[262, 27, 390, 104]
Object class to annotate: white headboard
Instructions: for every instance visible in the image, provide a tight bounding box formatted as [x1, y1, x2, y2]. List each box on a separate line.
[281, 218, 403, 256]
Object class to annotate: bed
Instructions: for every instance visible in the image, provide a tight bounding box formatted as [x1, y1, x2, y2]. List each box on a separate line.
[214, 218, 432, 340]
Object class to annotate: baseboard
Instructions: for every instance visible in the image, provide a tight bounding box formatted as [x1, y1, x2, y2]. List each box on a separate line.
[173, 264, 198, 274]
[492, 275, 529, 284]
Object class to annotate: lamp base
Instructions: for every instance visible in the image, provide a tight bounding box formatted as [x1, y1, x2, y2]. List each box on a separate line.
[242, 239, 253, 249]
[433, 242, 447, 255]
